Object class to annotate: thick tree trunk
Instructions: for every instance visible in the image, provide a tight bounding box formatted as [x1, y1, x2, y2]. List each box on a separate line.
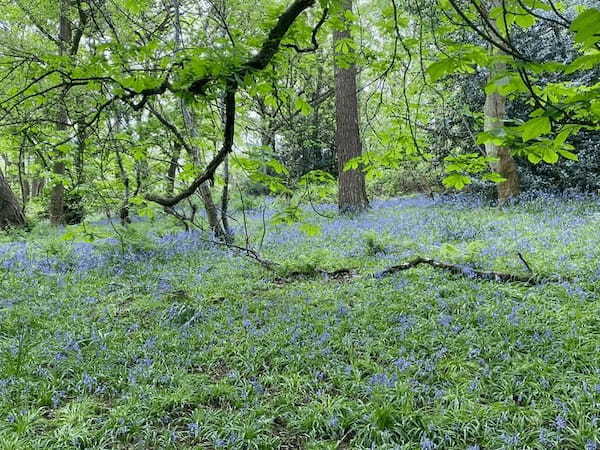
[172, 0, 226, 239]
[49, 160, 66, 225]
[333, 0, 368, 214]
[0, 169, 26, 229]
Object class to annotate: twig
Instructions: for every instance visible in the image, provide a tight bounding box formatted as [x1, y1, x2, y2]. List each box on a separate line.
[517, 252, 533, 274]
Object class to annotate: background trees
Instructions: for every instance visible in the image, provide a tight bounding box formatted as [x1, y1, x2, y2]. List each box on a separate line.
[0, 0, 598, 229]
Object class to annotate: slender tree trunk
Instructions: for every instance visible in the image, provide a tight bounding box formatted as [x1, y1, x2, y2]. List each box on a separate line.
[167, 142, 181, 196]
[32, 177, 44, 197]
[333, 0, 368, 213]
[484, 0, 520, 204]
[312, 61, 323, 171]
[172, 0, 226, 238]
[0, 168, 26, 229]
[220, 154, 231, 236]
[112, 113, 131, 225]
[18, 143, 29, 208]
[484, 85, 520, 204]
[50, 0, 72, 225]
[115, 146, 131, 225]
[75, 122, 86, 186]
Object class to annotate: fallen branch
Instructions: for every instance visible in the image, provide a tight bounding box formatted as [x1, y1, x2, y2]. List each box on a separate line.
[275, 267, 354, 284]
[374, 257, 540, 285]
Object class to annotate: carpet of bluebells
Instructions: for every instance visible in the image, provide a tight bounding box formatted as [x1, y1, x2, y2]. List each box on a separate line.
[1, 192, 600, 449]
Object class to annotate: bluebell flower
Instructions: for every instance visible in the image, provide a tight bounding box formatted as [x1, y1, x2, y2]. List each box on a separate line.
[420, 436, 435, 449]
[187, 422, 200, 437]
[555, 415, 567, 430]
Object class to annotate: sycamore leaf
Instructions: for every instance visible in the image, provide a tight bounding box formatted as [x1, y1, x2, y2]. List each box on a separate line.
[343, 156, 362, 171]
[130, 196, 145, 206]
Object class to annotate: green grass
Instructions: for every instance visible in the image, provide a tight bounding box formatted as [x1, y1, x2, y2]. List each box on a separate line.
[1, 194, 600, 448]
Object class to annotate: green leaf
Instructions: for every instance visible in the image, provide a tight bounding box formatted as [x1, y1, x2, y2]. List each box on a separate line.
[482, 172, 507, 183]
[427, 59, 458, 82]
[527, 152, 542, 164]
[520, 117, 551, 142]
[591, 100, 600, 117]
[542, 148, 559, 164]
[294, 97, 312, 116]
[571, 8, 600, 48]
[266, 159, 289, 176]
[515, 14, 535, 28]
[299, 223, 322, 237]
[557, 149, 578, 160]
[130, 196, 145, 206]
[565, 52, 600, 74]
[443, 173, 472, 190]
[343, 156, 362, 171]
[123, 0, 150, 14]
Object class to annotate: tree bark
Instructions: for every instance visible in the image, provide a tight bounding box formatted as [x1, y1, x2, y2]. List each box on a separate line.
[220, 154, 232, 236]
[484, 75, 521, 204]
[50, 0, 72, 225]
[0, 168, 26, 229]
[167, 142, 181, 196]
[18, 144, 29, 208]
[333, 0, 368, 213]
[483, 0, 520, 204]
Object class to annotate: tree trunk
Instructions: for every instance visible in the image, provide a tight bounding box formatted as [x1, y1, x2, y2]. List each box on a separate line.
[0, 168, 26, 229]
[31, 177, 44, 197]
[333, 0, 368, 214]
[172, 0, 226, 239]
[484, 1, 520, 205]
[167, 142, 181, 196]
[50, 0, 72, 225]
[484, 86, 520, 204]
[18, 144, 29, 208]
[220, 154, 232, 236]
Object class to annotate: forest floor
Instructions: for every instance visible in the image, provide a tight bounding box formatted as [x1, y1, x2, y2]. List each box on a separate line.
[1, 193, 600, 449]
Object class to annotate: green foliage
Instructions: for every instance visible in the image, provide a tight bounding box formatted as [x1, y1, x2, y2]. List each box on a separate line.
[362, 230, 386, 256]
[278, 248, 331, 276]
[443, 153, 502, 190]
[520, 116, 552, 142]
[571, 8, 600, 48]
